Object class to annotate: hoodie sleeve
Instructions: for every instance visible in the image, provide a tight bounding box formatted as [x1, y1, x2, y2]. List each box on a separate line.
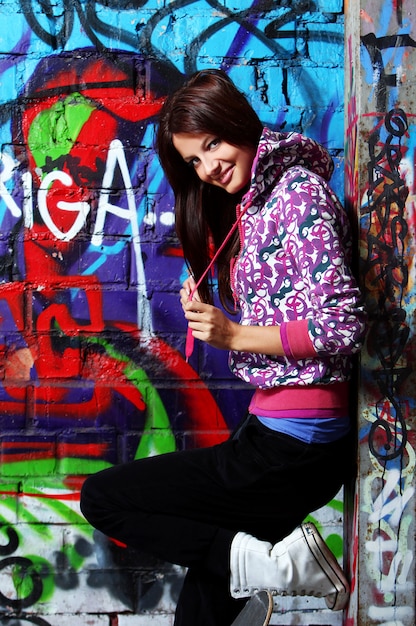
[278, 168, 367, 359]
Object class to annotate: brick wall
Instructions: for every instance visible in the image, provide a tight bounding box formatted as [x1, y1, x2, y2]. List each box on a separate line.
[0, 1, 346, 624]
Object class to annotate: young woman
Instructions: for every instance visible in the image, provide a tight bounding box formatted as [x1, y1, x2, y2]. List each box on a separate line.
[81, 69, 367, 626]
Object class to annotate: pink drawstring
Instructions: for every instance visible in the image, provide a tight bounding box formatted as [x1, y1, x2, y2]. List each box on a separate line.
[185, 324, 196, 362]
[185, 201, 252, 361]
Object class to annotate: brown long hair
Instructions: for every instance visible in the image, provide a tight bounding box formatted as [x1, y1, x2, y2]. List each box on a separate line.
[157, 69, 263, 310]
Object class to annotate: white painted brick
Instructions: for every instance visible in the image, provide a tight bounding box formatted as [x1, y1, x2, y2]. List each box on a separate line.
[39, 614, 110, 626]
[119, 614, 174, 626]
[269, 595, 343, 624]
[16, 483, 84, 526]
[34, 572, 129, 614]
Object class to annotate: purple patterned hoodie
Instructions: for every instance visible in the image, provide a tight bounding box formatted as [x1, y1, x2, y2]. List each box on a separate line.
[229, 128, 367, 391]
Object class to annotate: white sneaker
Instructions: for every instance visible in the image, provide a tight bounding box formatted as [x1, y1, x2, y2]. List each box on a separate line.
[230, 522, 349, 611]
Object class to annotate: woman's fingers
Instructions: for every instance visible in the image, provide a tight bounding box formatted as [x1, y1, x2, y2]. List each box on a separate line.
[180, 276, 201, 309]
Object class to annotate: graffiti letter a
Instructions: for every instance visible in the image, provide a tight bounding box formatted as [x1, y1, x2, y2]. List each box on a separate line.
[92, 139, 138, 246]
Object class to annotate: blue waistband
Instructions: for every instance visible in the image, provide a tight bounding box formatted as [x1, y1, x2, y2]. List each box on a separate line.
[256, 415, 350, 444]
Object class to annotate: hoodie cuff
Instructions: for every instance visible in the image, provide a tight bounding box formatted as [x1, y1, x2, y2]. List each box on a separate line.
[280, 320, 316, 359]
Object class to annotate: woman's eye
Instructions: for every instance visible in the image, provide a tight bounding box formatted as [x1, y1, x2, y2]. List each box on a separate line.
[188, 157, 200, 168]
[209, 138, 220, 149]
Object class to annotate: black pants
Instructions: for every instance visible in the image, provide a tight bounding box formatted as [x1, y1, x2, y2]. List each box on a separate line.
[80, 414, 354, 625]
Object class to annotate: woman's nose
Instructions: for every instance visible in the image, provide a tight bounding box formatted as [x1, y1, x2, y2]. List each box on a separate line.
[203, 156, 220, 178]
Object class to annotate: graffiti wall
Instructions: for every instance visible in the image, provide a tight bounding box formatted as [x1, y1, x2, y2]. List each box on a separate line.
[0, 1, 348, 624]
[345, 1, 416, 625]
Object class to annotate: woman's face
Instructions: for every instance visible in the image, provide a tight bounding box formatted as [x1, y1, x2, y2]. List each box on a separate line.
[172, 132, 255, 195]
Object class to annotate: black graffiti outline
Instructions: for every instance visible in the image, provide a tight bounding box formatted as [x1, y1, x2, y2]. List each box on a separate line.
[0, 614, 51, 625]
[363, 107, 410, 463]
[361, 32, 416, 113]
[0, 0, 345, 138]
[0, 528, 43, 612]
[18, 0, 277, 53]
[0, 527, 19, 558]
[18, 0, 73, 50]
[18, 0, 344, 77]
[0, 557, 43, 611]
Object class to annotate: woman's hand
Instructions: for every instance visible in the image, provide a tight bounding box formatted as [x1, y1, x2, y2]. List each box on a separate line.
[180, 276, 201, 311]
[184, 300, 284, 355]
[180, 279, 284, 355]
[183, 300, 237, 351]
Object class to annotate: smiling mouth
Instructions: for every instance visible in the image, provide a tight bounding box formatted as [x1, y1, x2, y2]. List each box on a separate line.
[216, 166, 234, 185]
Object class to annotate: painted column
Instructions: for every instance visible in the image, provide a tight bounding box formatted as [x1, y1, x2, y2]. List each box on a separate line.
[345, 1, 416, 625]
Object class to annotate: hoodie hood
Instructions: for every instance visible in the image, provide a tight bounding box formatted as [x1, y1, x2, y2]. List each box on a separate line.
[243, 128, 334, 205]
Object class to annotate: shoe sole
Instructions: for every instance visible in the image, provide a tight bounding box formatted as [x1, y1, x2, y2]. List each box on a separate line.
[301, 522, 350, 611]
[230, 590, 273, 626]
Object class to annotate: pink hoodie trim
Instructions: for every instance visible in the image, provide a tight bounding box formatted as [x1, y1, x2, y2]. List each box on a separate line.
[280, 320, 316, 359]
[249, 381, 349, 417]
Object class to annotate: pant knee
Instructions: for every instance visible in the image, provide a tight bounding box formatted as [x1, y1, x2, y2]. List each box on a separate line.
[80, 471, 105, 525]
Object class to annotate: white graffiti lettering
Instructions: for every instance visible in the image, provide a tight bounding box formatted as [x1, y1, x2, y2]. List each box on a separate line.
[92, 138, 138, 246]
[0, 152, 22, 218]
[0, 139, 139, 245]
[368, 469, 414, 526]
